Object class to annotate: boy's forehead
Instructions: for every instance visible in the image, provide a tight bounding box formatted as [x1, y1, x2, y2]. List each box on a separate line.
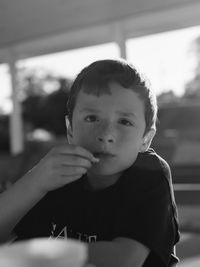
[75, 83, 144, 111]
[80, 82, 112, 96]
[76, 83, 119, 102]
[79, 81, 133, 97]
[75, 88, 109, 107]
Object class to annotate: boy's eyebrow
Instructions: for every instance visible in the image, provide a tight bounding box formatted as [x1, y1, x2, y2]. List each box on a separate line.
[116, 111, 136, 118]
[80, 108, 136, 118]
[80, 107, 100, 113]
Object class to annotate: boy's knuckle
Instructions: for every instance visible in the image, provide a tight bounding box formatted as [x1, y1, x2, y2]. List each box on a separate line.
[77, 157, 88, 166]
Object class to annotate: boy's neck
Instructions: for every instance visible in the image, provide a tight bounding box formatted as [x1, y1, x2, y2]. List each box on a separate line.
[85, 172, 122, 191]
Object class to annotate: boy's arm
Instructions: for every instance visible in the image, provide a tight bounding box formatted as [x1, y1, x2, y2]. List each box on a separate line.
[0, 172, 46, 243]
[0, 145, 96, 243]
[88, 238, 150, 267]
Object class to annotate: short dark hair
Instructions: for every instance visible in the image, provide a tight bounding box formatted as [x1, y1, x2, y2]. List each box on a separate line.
[67, 59, 157, 134]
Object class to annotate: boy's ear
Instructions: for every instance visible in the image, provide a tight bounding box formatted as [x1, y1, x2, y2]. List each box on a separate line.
[65, 116, 73, 144]
[139, 128, 156, 153]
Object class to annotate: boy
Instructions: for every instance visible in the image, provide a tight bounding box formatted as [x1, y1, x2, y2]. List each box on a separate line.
[0, 59, 179, 266]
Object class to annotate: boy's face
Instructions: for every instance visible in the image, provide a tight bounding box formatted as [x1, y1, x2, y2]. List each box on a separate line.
[68, 82, 151, 178]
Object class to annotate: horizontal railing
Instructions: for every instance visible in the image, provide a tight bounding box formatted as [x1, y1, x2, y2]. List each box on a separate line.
[174, 183, 200, 191]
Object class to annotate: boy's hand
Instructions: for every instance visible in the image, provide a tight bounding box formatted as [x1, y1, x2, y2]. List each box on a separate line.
[26, 145, 98, 195]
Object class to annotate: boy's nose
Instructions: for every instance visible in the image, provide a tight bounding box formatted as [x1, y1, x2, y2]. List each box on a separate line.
[96, 121, 116, 144]
[96, 129, 115, 144]
[96, 135, 114, 143]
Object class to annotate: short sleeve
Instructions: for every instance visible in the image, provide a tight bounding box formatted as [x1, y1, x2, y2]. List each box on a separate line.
[113, 153, 179, 266]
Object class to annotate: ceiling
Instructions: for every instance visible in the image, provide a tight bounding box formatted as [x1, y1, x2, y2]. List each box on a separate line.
[1, 0, 200, 61]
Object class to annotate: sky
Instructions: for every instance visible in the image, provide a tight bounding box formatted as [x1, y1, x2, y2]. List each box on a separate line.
[1, 25, 200, 113]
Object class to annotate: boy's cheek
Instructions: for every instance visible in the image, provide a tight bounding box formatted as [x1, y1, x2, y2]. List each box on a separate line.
[72, 131, 95, 151]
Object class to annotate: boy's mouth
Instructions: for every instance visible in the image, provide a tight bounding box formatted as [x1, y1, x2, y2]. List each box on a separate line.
[93, 152, 116, 159]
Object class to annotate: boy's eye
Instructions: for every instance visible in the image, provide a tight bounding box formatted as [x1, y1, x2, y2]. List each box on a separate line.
[119, 118, 133, 126]
[84, 115, 98, 122]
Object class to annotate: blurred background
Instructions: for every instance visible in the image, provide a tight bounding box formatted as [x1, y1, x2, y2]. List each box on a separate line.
[1, 0, 200, 265]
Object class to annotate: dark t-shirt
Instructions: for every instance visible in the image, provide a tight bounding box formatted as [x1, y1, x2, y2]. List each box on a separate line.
[14, 148, 180, 266]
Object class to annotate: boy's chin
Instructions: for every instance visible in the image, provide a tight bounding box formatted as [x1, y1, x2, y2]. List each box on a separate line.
[88, 165, 123, 177]
[88, 159, 133, 177]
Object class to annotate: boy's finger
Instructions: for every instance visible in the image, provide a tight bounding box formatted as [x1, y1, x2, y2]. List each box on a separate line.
[60, 174, 83, 184]
[55, 145, 99, 163]
[57, 154, 92, 168]
[58, 166, 87, 176]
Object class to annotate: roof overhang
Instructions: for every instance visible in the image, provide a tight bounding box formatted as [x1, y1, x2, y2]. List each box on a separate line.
[1, 0, 200, 62]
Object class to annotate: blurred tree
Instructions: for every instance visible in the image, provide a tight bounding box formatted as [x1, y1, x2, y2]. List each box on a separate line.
[38, 78, 71, 135]
[20, 67, 72, 136]
[157, 90, 179, 107]
[18, 67, 61, 99]
[184, 36, 200, 98]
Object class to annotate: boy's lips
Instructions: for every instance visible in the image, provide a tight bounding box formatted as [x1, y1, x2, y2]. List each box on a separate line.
[93, 152, 116, 158]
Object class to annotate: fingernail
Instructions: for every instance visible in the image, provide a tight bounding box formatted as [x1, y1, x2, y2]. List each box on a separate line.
[91, 156, 100, 163]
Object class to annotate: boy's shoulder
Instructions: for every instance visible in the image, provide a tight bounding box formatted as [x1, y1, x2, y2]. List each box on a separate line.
[120, 149, 174, 204]
[134, 148, 170, 174]
[126, 148, 172, 191]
